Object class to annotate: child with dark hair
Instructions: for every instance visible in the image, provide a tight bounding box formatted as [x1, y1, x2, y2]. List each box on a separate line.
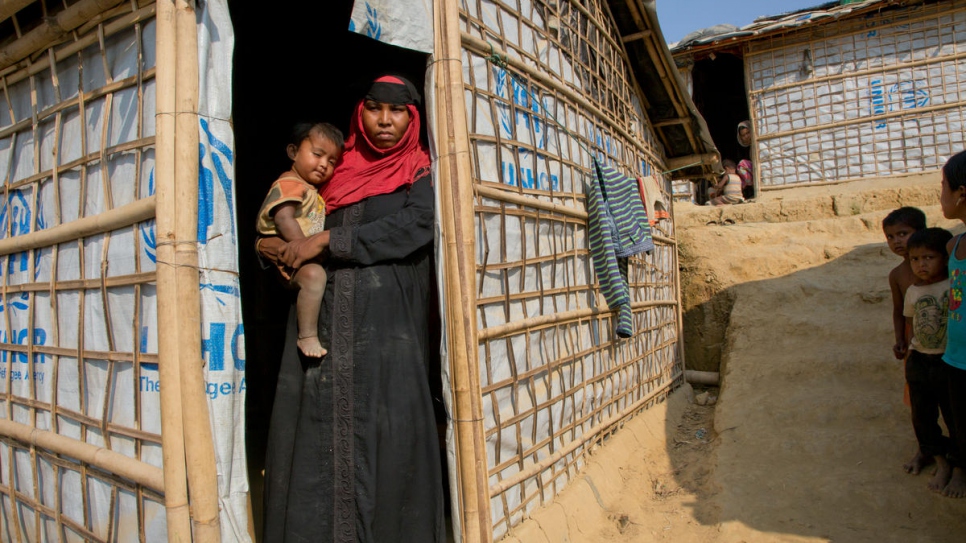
[256, 122, 344, 358]
[939, 149, 966, 497]
[902, 227, 953, 487]
[884, 207, 928, 362]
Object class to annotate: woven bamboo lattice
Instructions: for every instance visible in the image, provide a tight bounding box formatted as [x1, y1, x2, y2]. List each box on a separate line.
[748, 1, 966, 188]
[459, 0, 682, 537]
[0, 1, 165, 541]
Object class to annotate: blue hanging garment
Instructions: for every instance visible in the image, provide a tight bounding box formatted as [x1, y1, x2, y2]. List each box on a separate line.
[586, 159, 654, 338]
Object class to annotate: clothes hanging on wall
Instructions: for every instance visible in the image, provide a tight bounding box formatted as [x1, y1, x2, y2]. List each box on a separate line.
[586, 159, 654, 338]
[637, 174, 670, 226]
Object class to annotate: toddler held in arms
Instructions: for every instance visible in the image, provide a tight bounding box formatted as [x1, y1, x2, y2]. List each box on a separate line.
[256, 122, 344, 357]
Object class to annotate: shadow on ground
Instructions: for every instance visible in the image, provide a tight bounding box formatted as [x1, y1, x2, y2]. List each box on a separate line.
[675, 241, 966, 542]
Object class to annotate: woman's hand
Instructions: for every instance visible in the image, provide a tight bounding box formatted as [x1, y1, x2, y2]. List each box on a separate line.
[279, 231, 330, 268]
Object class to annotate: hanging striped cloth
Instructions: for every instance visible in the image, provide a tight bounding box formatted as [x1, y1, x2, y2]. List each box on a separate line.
[586, 159, 654, 338]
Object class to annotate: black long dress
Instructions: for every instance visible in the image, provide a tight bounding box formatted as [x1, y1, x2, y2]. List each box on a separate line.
[263, 174, 444, 542]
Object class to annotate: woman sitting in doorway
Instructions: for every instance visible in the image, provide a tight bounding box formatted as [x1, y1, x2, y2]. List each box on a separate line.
[256, 75, 444, 542]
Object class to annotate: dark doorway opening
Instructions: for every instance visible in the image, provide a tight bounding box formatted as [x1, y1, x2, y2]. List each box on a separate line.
[690, 52, 753, 199]
[230, 4, 446, 539]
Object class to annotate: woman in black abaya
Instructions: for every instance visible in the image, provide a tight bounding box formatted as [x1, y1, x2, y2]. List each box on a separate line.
[257, 75, 443, 543]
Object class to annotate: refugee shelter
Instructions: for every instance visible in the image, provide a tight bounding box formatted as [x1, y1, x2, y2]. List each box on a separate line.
[671, 0, 966, 199]
[0, 0, 716, 541]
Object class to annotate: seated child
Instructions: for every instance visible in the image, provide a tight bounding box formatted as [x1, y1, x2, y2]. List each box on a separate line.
[939, 149, 966, 497]
[902, 227, 953, 488]
[708, 159, 743, 206]
[256, 122, 344, 358]
[737, 159, 754, 200]
[884, 207, 927, 362]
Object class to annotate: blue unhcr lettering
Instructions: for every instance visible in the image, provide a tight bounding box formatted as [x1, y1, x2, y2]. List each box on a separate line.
[365, 3, 382, 39]
[202, 322, 245, 372]
[140, 170, 157, 264]
[198, 118, 236, 245]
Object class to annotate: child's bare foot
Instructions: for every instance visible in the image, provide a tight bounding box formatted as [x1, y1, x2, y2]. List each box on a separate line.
[297, 336, 327, 358]
[903, 450, 934, 474]
[928, 456, 952, 492]
[943, 467, 966, 498]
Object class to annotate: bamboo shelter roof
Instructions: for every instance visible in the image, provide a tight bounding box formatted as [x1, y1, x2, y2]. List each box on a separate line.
[605, 0, 720, 179]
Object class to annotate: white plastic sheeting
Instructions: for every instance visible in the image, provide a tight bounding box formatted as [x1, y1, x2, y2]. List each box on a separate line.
[348, 0, 434, 54]
[197, 1, 250, 541]
[751, 5, 966, 186]
[0, 1, 248, 540]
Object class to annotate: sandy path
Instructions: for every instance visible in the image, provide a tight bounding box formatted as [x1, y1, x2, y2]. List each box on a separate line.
[696, 206, 966, 542]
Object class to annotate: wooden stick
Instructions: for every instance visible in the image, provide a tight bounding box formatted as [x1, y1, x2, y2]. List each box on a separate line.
[0, 0, 125, 71]
[153, 0, 191, 539]
[435, 1, 492, 541]
[0, 196, 154, 256]
[479, 300, 678, 341]
[0, 419, 164, 491]
[174, 0, 221, 540]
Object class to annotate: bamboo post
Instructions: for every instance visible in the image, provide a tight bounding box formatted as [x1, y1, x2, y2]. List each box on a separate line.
[154, 0, 191, 539]
[433, 0, 492, 541]
[743, 46, 762, 196]
[174, 0, 221, 540]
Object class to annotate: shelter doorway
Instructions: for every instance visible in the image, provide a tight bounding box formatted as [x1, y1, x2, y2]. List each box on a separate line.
[230, 4, 447, 539]
[689, 52, 754, 199]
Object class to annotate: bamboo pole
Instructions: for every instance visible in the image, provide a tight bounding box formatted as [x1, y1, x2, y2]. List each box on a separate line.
[0, 0, 34, 24]
[0, 0, 125, 71]
[478, 300, 678, 341]
[434, 1, 491, 542]
[174, 0, 221, 540]
[759, 167, 942, 192]
[0, 196, 154, 256]
[0, 419, 165, 491]
[153, 0, 191, 540]
[0, 5, 157, 86]
[489, 379, 674, 495]
[742, 45, 762, 199]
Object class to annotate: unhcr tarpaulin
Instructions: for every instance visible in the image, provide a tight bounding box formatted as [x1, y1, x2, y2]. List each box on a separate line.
[349, 0, 434, 54]
[0, 0, 248, 540]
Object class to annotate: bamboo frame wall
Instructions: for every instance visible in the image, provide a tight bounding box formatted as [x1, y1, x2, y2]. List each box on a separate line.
[747, 1, 966, 189]
[458, 0, 682, 538]
[0, 1, 219, 541]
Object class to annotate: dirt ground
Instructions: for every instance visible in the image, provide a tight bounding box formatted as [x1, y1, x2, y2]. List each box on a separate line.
[505, 176, 966, 542]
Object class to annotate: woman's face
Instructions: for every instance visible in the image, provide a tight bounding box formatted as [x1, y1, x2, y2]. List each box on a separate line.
[738, 126, 752, 146]
[362, 100, 412, 149]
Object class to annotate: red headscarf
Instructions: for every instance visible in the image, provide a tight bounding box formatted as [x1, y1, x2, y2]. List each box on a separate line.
[321, 76, 431, 213]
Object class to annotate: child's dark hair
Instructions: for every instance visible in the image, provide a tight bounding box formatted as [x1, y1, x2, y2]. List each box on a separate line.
[289, 122, 344, 150]
[907, 227, 952, 257]
[882, 206, 926, 231]
[944, 149, 966, 192]
[722, 159, 736, 169]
